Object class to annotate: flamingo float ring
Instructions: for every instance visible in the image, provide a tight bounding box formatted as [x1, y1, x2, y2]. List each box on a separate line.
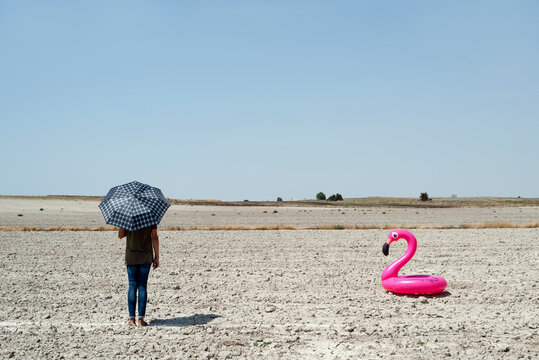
[381, 230, 447, 295]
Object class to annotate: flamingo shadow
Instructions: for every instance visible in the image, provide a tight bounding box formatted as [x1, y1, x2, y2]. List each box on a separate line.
[149, 313, 222, 327]
[391, 290, 452, 299]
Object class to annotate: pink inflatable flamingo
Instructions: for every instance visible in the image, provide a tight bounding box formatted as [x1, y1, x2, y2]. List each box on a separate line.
[381, 230, 447, 294]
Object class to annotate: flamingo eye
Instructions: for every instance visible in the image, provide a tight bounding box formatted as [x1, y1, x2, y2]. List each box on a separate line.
[391, 232, 398, 239]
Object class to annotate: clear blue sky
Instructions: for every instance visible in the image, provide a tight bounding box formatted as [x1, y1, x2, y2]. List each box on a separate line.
[1, 1, 538, 200]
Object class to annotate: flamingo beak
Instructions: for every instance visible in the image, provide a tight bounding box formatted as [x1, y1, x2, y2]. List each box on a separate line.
[382, 242, 390, 256]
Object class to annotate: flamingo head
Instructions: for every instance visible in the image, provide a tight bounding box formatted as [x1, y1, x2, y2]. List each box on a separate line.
[382, 230, 403, 256]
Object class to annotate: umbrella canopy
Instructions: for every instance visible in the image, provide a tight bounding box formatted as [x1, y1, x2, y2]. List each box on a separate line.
[99, 181, 170, 231]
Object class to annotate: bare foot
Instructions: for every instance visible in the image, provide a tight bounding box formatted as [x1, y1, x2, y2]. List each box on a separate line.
[138, 318, 148, 327]
[128, 318, 136, 326]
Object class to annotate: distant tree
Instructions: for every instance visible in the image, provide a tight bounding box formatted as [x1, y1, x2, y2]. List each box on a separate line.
[420, 192, 429, 201]
[327, 193, 343, 201]
[316, 192, 326, 201]
[276, 197, 283, 202]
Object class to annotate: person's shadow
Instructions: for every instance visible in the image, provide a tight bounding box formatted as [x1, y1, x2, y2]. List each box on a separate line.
[149, 313, 221, 327]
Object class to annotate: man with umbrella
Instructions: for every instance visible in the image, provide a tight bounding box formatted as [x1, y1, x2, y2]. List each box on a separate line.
[99, 181, 170, 326]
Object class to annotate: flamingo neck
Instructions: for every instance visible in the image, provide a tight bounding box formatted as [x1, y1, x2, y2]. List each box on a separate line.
[381, 233, 417, 280]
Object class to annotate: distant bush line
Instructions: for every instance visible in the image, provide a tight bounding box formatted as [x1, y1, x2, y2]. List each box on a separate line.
[2, 222, 538, 232]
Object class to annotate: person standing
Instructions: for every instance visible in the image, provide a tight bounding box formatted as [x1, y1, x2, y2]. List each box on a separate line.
[118, 225, 160, 326]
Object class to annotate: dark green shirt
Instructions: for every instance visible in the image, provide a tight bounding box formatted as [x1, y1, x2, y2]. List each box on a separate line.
[125, 225, 156, 265]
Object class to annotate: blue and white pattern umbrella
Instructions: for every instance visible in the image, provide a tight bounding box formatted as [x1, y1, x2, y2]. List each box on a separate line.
[99, 181, 170, 231]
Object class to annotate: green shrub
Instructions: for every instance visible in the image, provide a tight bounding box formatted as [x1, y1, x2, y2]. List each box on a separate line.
[327, 193, 343, 201]
[420, 192, 429, 201]
[316, 192, 326, 201]
[276, 197, 283, 202]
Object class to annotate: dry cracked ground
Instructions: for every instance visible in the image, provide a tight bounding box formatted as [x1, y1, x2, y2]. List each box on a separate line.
[1, 227, 538, 359]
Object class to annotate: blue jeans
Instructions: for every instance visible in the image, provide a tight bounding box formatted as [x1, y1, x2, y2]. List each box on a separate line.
[126, 264, 151, 318]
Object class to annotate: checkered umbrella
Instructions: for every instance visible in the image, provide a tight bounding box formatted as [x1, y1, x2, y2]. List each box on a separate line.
[99, 181, 170, 231]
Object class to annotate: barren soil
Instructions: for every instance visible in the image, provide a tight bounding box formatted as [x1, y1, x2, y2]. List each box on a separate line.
[0, 199, 538, 359]
[1, 198, 539, 228]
